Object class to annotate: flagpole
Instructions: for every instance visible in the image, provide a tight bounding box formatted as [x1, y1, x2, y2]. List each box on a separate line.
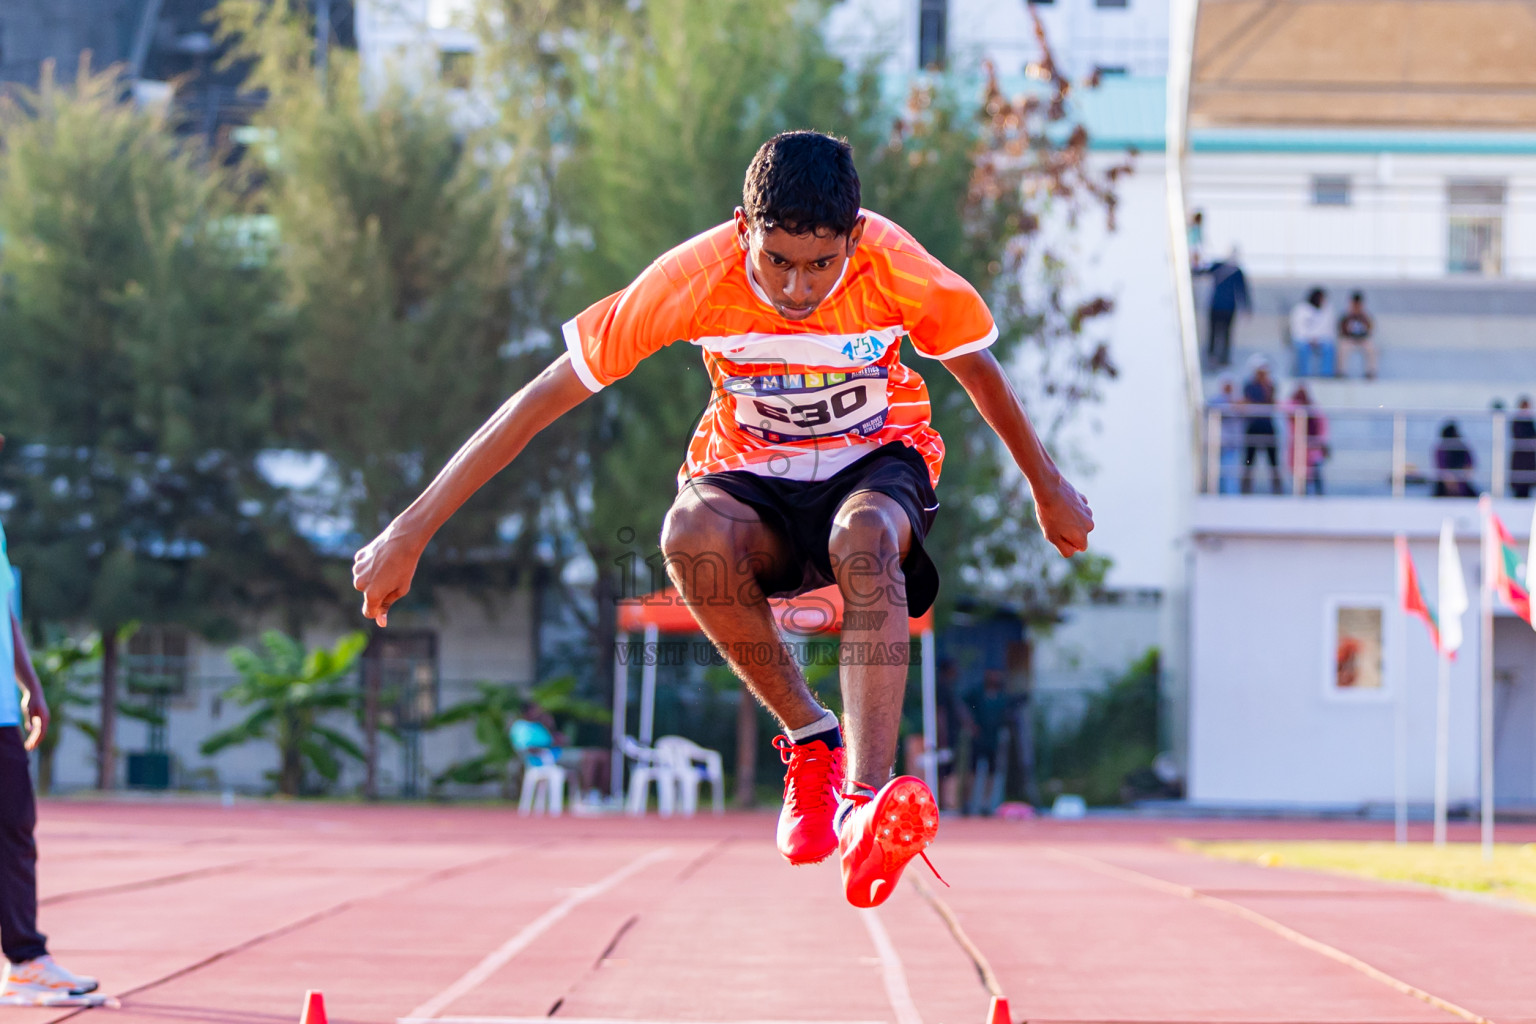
[1394, 533, 1409, 845]
[1479, 499, 1495, 861]
[1434, 650, 1450, 847]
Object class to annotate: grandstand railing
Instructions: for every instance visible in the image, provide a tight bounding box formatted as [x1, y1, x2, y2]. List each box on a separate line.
[1200, 405, 1536, 498]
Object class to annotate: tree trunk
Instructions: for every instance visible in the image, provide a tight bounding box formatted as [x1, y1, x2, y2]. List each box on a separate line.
[97, 628, 118, 790]
[734, 686, 757, 808]
[37, 747, 53, 795]
[362, 659, 380, 800]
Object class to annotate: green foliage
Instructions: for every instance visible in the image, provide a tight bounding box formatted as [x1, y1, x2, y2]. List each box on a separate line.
[200, 631, 367, 795]
[27, 631, 102, 792]
[0, 58, 301, 635]
[1039, 647, 1160, 806]
[215, 0, 553, 592]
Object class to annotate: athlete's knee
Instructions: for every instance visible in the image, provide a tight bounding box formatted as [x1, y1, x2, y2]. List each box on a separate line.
[661, 499, 738, 596]
[828, 500, 904, 565]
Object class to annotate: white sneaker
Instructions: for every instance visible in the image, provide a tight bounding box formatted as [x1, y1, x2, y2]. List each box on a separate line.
[3, 955, 98, 996]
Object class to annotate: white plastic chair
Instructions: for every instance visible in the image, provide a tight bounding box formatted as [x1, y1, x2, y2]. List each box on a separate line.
[517, 756, 567, 816]
[654, 736, 725, 816]
[620, 736, 676, 817]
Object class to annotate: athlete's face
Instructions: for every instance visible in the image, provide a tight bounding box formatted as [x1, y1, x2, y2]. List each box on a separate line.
[734, 209, 865, 321]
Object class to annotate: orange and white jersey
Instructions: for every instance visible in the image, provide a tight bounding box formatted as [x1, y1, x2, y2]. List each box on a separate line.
[561, 210, 997, 487]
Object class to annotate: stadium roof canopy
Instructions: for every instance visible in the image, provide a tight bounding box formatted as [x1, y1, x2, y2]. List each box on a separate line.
[1191, 0, 1536, 132]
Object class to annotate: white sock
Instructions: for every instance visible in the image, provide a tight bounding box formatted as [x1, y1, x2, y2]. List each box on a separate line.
[785, 708, 839, 743]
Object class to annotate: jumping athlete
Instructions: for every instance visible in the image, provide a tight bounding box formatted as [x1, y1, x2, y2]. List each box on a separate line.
[353, 132, 1093, 908]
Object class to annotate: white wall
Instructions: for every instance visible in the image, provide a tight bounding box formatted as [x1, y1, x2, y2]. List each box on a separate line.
[825, 0, 1169, 79]
[44, 586, 537, 795]
[1189, 150, 1536, 280]
[1187, 496, 1529, 807]
[1055, 154, 1187, 593]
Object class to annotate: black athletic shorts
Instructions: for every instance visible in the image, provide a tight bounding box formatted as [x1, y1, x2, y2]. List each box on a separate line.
[686, 441, 941, 617]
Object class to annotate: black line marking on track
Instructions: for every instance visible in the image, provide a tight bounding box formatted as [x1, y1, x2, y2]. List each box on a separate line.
[674, 837, 733, 883]
[595, 914, 640, 964]
[41, 858, 270, 907]
[910, 875, 1004, 1000]
[546, 997, 564, 1017]
[1047, 848, 1497, 1024]
[45, 849, 524, 1024]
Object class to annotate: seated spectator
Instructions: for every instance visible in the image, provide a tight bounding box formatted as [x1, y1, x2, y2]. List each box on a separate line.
[1289, 288, 1335, 378]
[1240, 357, 1282, 495]
[1511, 396, 1535, 499]
[1433, 421, 1476, 498]
[510, 701, 564, 766]
[1284, 384, 1328, 495]
[1336, 291, 1378, 380]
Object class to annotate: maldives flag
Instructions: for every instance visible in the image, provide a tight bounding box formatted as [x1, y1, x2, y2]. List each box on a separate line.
[1396, 534, 1443, 653]
[1482, 497, 1532, 625]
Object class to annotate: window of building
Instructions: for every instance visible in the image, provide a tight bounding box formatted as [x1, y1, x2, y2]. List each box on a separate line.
[1311, 175, 1352, 206]
[1326, 599, 1385, 695]
[1094, 65, 1128, 79]
[918, 0, 947, 69]
[439, 49, 474, 90]
[1096, 0, 1130, 8]
[362, 630, 439, 728]
[125, 625, 191, 696]
[1447, 179, 1505, 276]
[1027, 0, 1054, 6]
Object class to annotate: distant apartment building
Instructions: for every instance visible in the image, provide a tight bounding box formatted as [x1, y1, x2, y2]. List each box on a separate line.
[1181, 0, 1536, 811]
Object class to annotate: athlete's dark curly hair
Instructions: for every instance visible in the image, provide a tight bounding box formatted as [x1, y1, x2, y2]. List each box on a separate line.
[741, 131, 861, 237]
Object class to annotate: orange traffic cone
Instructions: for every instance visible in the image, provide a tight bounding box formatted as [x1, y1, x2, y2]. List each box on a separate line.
[299, 990, 328, 1024]
[985, 995, 1010, 1024]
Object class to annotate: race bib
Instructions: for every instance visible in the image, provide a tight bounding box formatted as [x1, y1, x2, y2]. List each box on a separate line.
[724, 368, 890, 443]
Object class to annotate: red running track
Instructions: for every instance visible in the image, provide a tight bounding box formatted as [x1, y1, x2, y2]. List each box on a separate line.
[13, 801, 1536, 1024]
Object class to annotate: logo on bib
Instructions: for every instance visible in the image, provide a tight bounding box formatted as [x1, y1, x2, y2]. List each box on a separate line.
[840, 334, 888, 362]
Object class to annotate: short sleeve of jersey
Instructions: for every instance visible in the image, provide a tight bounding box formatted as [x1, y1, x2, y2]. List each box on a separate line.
[904, 259, 998, 361]
[561, 260, 696, 392]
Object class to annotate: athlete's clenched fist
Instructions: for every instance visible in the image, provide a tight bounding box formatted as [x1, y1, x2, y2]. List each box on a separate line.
[352, 527, 425, 627]
[1033, 475, 1094, 558]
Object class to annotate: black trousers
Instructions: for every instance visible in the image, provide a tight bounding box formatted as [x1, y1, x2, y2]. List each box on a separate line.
[0, 728, 46, 963]
[1207, 309, 1235, 366]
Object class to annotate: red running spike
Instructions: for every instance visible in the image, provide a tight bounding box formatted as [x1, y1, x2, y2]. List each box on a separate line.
[985, 996, 1010, 1024]
[299, 990, 328, 1024]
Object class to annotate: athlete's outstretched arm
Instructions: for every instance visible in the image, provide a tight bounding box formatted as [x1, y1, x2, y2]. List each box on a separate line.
[943, 349, 1093, 558]
[352, 354, 594, 625]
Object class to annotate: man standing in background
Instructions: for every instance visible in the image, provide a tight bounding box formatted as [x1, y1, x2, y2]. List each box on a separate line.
[1201, 248, 1250, 369]
[0, 435, 97, 1004]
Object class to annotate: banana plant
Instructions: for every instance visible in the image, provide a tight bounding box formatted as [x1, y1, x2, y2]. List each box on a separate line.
[200, 631, 367, 796]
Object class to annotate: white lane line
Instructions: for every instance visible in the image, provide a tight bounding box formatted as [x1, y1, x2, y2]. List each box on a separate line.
[1048, 848, 1495, 1024]
[405, 848, 673, 1021]
[859, 908, 923, 1024]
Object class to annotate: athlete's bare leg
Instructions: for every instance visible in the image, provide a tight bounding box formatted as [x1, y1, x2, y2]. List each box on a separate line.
[827, 491, 913, 790]
[660, 485, 826, 731]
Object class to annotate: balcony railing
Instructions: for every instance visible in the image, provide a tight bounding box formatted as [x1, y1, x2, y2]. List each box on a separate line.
[1200, 405, 1536, 498]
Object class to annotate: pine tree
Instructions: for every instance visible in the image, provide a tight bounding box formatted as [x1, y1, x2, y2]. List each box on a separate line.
[0, 58, 297, 787]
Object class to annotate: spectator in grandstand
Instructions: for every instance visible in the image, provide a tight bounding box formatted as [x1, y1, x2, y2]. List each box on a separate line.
[1433, 421, 1477, 498]
[1199, 249, 1250, 368]
[1289, 288, 1335, 378]
[1336, 291, 1378, 380]
[1208, 372, 1244, 493]
[1284, 384, 1329, 495]
[1511, 396, 1536, 499]
[1240, 357, 1283, 495]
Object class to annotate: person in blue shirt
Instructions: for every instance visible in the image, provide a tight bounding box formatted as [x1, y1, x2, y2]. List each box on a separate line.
[0, 435, 98, 1002]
